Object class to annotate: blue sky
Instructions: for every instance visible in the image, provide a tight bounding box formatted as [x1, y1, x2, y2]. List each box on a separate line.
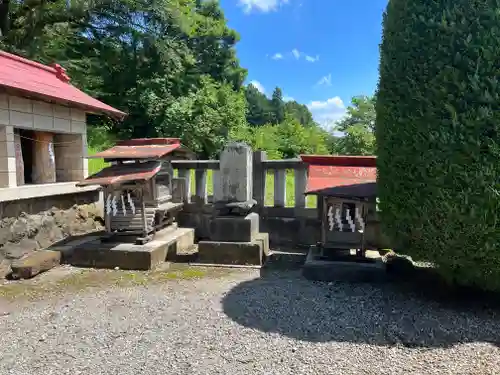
[219, 0, 387, 127]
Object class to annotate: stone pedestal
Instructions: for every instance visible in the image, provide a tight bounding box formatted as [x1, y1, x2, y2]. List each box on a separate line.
[68, 226, 195, 270]
[210, 212, 259, 242]
[198, 232, 269, 266]
[302, 245, 387, 282]
[199, 142, 270, 266]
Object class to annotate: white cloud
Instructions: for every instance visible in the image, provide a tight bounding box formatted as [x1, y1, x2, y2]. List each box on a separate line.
[292, 48, 301, 59]
[239, 0, 289, 13]
[307, 96, 347, 130]
[271, 53, 283, 60]
[249, 80, 265, 94]
[316, 73, 332, 86]
[305, 55, 319, 63]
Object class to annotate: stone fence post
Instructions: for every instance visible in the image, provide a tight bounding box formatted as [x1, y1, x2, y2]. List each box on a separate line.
[252, 150, 267, 206]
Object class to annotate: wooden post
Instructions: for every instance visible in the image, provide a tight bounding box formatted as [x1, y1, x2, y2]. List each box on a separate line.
[32, 131, 56, 184]
[140, 187, 148, 237]
[14, 133, 24, 186]
[195, 169, 207, 204]
[294, 167, 307, 208]
[178, 169, 191, 203]
[320, 196, 327, 244]
[273, 169, 286, 207]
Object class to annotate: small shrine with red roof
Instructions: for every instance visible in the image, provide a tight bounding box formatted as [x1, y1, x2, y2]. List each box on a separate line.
[77, 138, 194, 244]
[0, 50, 125, 202]
[300, 154, 382, 274]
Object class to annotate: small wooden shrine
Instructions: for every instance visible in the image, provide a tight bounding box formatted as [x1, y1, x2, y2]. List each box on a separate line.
[301, 155, 378, 262]
[307, 182, 377, 259]
[77, 138, 194, 244]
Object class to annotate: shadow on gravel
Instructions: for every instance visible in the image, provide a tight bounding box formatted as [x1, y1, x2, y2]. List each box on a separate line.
[221, 268, 500, 348]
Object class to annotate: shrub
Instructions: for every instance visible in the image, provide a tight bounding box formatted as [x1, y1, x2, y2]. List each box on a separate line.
[376, 0, 500, 290]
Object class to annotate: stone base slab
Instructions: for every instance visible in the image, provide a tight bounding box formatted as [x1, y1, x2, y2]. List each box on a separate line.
[198, 232, 269, 266]
[209, 212, 259, 242]
[10, 250, 61, 279]
[69, 227, 194, 270]
[302, 246, 387, 283]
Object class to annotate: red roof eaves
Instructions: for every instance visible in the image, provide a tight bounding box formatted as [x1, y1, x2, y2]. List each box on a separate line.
[0, 50, 57, 74]
[0, 50, 127, 120]
[300, 154, 377, 167]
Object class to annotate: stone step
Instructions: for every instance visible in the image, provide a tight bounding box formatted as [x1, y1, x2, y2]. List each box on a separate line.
[264, 250, 307, 269]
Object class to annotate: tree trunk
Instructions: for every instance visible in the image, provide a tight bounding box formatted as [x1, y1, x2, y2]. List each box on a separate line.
[0, 0, 10, 37]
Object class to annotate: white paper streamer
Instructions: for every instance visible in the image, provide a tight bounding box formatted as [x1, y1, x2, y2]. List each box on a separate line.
[106, 194, 112, 215]
[111, 195, 118, 216]
[121, 194, 126, 216]
[127, 192, 135, 215]
[327, 206, 335, 231]
[355, 207, 365, 233]
[48, 142, 55, 165]
[346, 209, 356, 232]
[335, 207, 343, 232]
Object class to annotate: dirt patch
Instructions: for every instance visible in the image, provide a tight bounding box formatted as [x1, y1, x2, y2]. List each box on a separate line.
[0, 204, 104, 264]
[0, 264, 234, 302]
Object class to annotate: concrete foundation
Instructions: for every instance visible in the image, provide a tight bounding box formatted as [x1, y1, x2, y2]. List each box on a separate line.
[198, 232, 269, 266]
[302, 245, 388, 282]
[209, 212, 259, 242]
[69, 226, 194, 270]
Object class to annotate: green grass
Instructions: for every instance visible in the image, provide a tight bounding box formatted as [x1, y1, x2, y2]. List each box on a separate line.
[88, 147, 110, 175]
[87, 149, 316, 208]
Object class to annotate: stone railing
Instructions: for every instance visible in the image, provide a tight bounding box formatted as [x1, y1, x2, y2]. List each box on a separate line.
[171, 151, 320, 248]
[171, 152, 314, 209]
[171, 160, 220, 204]
[254, 153, 309, 208]
[171, 148, 388, 250]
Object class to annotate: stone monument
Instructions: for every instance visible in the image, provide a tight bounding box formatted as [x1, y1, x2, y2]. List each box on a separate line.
[197, 142, 269, 265]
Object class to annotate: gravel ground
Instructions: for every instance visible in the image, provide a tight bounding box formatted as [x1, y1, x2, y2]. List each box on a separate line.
[0, 268, 499, 375]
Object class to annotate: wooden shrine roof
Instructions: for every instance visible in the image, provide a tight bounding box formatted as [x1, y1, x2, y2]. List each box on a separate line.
[77, 161, 162, 187]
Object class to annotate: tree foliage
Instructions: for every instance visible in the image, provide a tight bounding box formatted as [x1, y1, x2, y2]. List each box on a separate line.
[377, 0, 500, 290]
[244, 84, 316, 127]
[334, 95, 376, 155]
[0, 0, 339, 159]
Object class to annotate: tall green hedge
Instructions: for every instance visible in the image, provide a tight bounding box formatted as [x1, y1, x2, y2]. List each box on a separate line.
[376, 0, 500, 291]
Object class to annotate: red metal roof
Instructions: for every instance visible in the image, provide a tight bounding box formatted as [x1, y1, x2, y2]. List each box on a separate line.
[88, 138, 185, 160]
[0, 50, 126, 119]
[300, 155, 377, 167]
[77, 161, 162, 187]
[305, 182, 377, 199]
[300, 154, 377, 193]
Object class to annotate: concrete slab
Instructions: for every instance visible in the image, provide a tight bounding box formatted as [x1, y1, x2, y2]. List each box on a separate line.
[197, 232, 269, 266]
[265, 250, 307, 270]
[302, 246, 388, 283]
[69, 227, 195, 270]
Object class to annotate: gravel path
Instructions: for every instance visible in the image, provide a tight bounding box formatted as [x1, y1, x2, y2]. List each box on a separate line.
[0, 268, 499, 375]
